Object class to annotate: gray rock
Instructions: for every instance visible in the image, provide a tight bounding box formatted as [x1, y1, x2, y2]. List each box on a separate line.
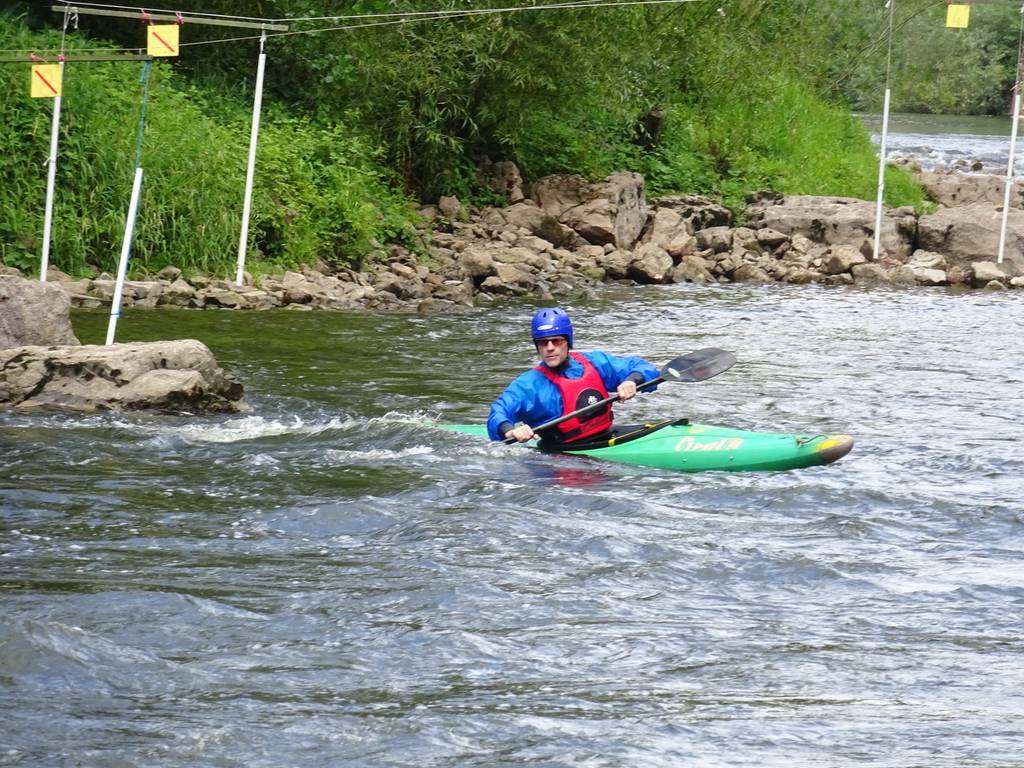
[651, 195, 733, 230]
[783, 268, 818, 285]
[851, 263, 892, 285]
[0, 339, 244, 413]
[643, 207, 695, 258]
[912, 267, 948, 286]
[889, 265, 918, 286]
[628, 243, 674, 283]
[517, 235, 555, 253]
[479, 274, 528, 295]
[202, 288, 249, 309]
[917, 171, 1023, 209]
[917, 204, 1024, 274]
[494, 262, 538, 288]
[670, 253, 715, 284]
[532, 174, 592, 218]
[503, 203, 577, 248]
[0, 276, 80, 350]
[456, 245, 497, 281]
[714, 252, 744, 276]
[971, 261, 1007, 287]
[695, 227, 733, 253]
[747, 195, 914, 261]
[824, 245, 868, 275]
[374, 272, 428, 300]
[158, 278, 198, 307]
[595, 249, 634, 281]
[88, 279, 118, 301]
[732, 263, 772, 282]
[493, 246, 550, 271]
[908, 250, 948, 270]
[45, 267, 75, 283]
[559, 172, 647, 250]
[732, 227, 761, 254]
[755, 228, 789, 249]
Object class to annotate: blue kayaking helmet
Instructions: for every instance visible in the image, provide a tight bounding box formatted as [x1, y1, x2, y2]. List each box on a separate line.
[531, 307, 573, 348]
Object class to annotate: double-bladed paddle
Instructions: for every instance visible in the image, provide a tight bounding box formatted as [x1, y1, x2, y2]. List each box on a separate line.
[503, 347, 736, 444]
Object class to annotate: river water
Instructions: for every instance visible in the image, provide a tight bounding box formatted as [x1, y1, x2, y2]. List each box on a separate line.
[2, 283, 1023, 767]
[863, 112, 1022, 174]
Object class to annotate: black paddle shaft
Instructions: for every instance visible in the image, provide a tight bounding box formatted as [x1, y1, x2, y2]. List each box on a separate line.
[502, 347, 736, 444]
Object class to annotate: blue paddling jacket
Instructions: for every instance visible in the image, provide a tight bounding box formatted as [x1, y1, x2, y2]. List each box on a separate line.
[487, 350, 660, 441]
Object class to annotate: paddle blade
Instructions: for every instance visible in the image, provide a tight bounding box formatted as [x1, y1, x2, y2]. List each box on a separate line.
[661, 348, 736, 383]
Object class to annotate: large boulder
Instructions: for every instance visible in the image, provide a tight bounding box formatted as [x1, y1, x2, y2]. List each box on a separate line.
[0, 339, 245, 413]
[916, 203, 1024, 275]
[917, 171, 1024, 209]
[746, 195, 915, 262]
[0, 276, 80, 349]
[651, 195, 733, 230]
[503, 202, 578, 248]
[641, 207, 695, 258]
[628, 243, 674, 283]
[556, 172, 648, 250]
[532, 174, 593, 218]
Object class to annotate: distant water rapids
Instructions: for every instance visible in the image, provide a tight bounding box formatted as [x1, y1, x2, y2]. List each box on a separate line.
[2, 283, 1023, 766]
[863, 111, 1022, 175]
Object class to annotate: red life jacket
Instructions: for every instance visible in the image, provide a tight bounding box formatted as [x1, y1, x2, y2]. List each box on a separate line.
[535, 351, 612, 442]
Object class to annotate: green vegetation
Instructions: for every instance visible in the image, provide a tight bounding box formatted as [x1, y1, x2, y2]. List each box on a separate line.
[0, 13, 419, 278]
[814, 0, 1021, 115]
[2, 2, 957, 279]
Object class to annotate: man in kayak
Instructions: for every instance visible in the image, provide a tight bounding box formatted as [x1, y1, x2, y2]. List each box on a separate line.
[487, 307, 660, 445]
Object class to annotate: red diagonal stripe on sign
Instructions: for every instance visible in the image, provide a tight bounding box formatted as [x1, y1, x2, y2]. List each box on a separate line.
[33, 69, 58, 95]
[152, 30, 176, 53]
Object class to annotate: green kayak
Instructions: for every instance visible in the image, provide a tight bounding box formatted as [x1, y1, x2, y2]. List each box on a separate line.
[445, 419, 854, 473]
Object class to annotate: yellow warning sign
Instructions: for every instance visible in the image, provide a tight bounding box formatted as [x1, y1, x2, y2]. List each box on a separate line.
[147, 25, 180, 57]
[946, 4, 970, 29]
[30, 64, 62, 98]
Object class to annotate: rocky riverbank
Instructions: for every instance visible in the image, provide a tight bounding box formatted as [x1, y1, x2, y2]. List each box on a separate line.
[5, 170, 1024, 316]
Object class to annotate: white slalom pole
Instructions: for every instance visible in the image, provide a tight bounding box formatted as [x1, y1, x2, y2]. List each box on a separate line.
[236, 31, 267, 287]
[106, 167, 144, 346]
[997, 92, 1021, 265]
[39, 60, 64, 282]
[873, 87, 891, 263]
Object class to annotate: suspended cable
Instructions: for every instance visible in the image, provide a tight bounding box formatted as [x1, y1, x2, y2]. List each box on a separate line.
[106, 0, 709, 51]
[51, 0, 706, 28]
[11, 0, 708, 56]
[276, 0, 703, 25]
[51, 0, 277, 23]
